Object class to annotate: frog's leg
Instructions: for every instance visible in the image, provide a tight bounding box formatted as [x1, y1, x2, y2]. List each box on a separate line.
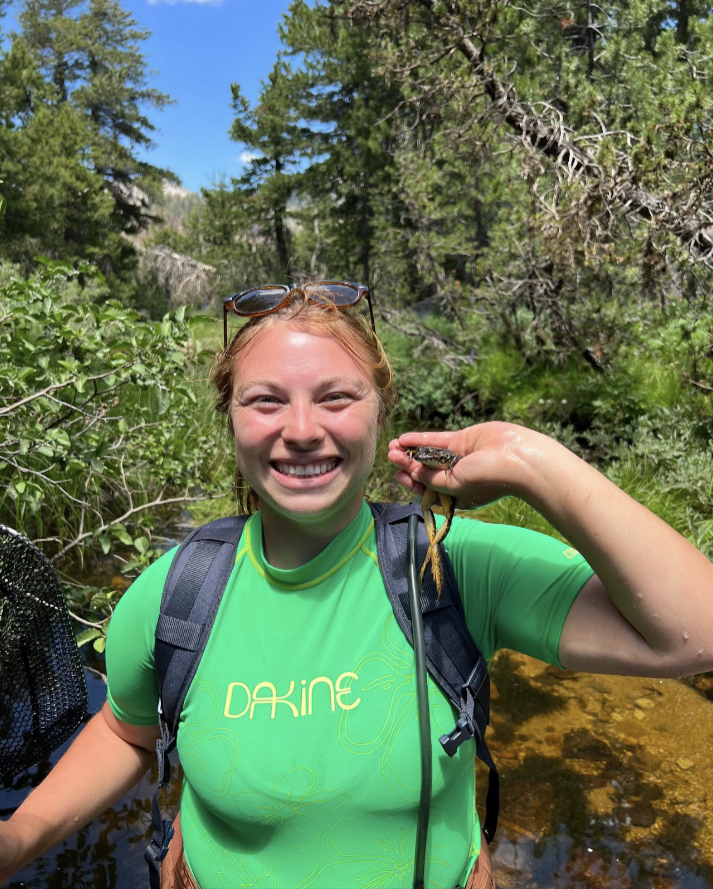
[435, 492, 456, 541]
[419, 488, 449, 597]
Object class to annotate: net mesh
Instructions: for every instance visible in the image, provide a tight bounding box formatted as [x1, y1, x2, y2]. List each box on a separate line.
[0, 525, 88, 785]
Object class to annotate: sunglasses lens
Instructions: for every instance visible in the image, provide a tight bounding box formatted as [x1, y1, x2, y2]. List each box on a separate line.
[232, 286, 288, 316]
[304, 283, 360, 307]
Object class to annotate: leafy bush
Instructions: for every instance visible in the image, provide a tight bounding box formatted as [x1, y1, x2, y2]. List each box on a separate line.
[0, 260, 223, 573]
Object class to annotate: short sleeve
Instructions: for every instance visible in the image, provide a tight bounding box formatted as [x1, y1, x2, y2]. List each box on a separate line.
[443, 516, 595, 667]
[105, 546, 179, 725]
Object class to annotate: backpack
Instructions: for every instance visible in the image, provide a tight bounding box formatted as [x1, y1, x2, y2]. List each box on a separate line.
[144, 501, 499, 888]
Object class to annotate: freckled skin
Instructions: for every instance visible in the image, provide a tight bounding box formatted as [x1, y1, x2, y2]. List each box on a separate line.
[402, 446, 461, 596]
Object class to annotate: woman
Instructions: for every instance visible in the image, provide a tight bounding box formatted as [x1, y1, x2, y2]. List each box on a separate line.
[1, 282, 712, 889]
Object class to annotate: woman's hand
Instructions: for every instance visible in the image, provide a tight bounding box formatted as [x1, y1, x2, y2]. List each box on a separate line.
[388, 421, 553, 509]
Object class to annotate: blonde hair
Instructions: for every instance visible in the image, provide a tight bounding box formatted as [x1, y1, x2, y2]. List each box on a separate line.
[210, 296, 397, 514]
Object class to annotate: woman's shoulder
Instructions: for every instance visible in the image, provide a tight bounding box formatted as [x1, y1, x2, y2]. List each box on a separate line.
[113, 545, 180, 620]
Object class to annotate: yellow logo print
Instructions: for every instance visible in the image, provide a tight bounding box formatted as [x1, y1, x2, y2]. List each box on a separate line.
[223, 671, 360, 720]
[562, 546, 579, 559]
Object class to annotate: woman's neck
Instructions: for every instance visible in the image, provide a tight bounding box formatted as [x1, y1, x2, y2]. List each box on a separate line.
[259, 499, 364, 569]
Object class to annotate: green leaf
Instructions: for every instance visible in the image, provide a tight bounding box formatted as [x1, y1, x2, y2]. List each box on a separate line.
[98, 535, 111, 555]
[110, 524, 133, 546]
[133, 536, 149, 554]
[92, 636, 106, 653]
[76, 627, 103, 648]
[15, 481, 26, 494]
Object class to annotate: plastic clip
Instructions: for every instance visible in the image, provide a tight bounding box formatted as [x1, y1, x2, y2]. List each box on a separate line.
[439, 661, 488, 756]
[439, 715, 475, 756]
[145, 818, 175, 866]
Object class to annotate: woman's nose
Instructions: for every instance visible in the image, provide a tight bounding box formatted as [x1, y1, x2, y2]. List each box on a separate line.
[282, 403, 323, 445]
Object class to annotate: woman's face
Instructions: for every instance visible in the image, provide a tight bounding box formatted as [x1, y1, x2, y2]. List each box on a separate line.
[230, 321, 381, 532]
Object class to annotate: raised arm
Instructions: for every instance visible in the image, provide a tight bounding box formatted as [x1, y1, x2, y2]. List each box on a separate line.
[388, 422, 713, 678]
[0, 701, 159, 885]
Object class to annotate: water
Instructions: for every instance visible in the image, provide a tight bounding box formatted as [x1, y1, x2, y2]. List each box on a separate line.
[3, 619, 713, 887]
[482, 652, 713, 889]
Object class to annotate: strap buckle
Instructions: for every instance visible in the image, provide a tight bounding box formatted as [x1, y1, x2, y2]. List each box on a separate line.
[144, 818, 175, 865]
[439, 715, 475, 756]
[438, 660, 488, 757]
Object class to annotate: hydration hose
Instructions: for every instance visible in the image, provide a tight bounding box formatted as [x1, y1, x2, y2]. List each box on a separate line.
[407, 513, 432, 889]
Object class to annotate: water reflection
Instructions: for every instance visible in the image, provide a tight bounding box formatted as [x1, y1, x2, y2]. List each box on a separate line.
[482, 651, 713, 888]
[3, 643, 713, 887]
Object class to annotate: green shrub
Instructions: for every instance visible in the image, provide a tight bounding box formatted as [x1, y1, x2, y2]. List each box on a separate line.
[0, 260, 224, 570]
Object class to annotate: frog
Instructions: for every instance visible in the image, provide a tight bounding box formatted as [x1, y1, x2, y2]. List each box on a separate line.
[402, 446, 462, 597]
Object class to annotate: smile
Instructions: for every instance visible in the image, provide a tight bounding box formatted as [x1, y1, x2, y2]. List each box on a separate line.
[273, 459, 339, 478]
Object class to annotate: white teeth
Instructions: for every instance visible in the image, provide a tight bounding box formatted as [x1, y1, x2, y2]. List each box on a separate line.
[275, 460, 337, 478]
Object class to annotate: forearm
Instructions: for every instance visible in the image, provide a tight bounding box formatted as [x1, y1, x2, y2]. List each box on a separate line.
[1, 706, 154, 881]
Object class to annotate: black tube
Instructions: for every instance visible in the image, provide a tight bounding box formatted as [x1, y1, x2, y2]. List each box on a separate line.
[407, 513, 432, 889]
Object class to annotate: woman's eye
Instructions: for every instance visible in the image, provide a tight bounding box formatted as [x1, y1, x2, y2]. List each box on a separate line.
[323, 392, 351, 403]
[249, 394, 281, 405]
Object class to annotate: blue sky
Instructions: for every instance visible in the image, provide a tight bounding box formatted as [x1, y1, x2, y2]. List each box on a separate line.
[134, 0, 292, 191]
[4, 0, 294, 192]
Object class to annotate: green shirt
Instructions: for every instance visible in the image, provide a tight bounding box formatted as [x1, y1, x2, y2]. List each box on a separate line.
[106, 502, 593, 888]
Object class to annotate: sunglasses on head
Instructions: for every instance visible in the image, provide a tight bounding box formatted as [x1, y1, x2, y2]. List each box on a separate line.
[222, 281, 375, 349]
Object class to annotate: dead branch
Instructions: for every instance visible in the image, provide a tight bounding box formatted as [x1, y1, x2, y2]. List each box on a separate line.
[49, 491, 210, 564]
[136, 243, 216, 308]
[348, 0, 713, 264]
[378, 306, 470, 368]
[683, 373, 713, 393]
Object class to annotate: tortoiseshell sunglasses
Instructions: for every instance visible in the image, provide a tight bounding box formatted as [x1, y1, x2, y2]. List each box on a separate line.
[222, 281, 375, 349]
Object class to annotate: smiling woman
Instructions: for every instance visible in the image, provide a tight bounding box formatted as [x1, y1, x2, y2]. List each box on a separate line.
[212, 301, 392, 565]
[2, 283, 713, 889]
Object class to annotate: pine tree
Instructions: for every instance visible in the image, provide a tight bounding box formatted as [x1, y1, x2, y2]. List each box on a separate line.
[279, 0, 400, 285]
[17, 0, 173, 236]
[73, 0, 173, 232]
[230, 63, 306, 280]
[0, 36, 118, 265]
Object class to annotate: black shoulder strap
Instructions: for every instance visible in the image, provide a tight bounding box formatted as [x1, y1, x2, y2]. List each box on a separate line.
[369, 501, 499, 844]
[155, 515, 249, 738]
[145, 515, 249, 888]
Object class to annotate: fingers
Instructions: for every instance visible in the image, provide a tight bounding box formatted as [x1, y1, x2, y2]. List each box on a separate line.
[388, 448, 452, 495]
[391, 468, 426, 497]
[388, 431, 455, 451]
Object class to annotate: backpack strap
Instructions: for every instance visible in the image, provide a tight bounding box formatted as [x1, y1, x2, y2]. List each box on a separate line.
[369, 501, 499, 843]
[145, 515, 249, 889]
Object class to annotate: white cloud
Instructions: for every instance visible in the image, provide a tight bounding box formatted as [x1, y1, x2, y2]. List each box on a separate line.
[239, 151, 260, 164]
